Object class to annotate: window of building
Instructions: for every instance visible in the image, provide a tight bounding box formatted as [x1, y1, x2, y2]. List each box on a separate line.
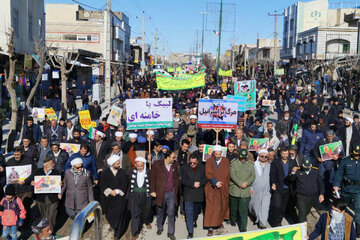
[284, 20, 288, 33]
[38, 19, 42, 38]
[77, 35, 87, 41]
[28, 14, 33, 41]
[290, 19, 294, 31]
[46, 33, 61, 40]
[289, 37, 293, 48]
[343, 44, 349, 53]
[64, 34, 77, 41]
[91, 35, 99, 42]
[12, 9, 19, 37]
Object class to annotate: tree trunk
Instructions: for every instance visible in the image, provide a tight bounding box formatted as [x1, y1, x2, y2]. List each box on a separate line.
[61, 71, 68, 120]
[5, 60, 18, 153]
[26, 64, 44, 109]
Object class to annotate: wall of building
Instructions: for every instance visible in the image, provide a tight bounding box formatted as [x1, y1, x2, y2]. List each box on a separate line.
[46, 3, 130, 62]
[0, 0, 45, 55]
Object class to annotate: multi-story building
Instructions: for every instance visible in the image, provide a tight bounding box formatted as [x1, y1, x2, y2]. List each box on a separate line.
[46, 3, 131, 63]
[297, 26, 357, 60]
[281, 0, 357, 61]
[0, 0, 45, 55]
[248, 39, 281, 61]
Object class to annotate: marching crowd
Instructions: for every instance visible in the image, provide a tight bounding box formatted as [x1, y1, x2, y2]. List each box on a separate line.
[0, 72, 359, 240]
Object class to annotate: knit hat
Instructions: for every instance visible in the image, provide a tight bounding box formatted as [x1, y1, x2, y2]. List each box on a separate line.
[5, 184, 16, 196]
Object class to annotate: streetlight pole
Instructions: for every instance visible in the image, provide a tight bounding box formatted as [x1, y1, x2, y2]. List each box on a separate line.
[104, 0, 111, 103]
[216, 0, 223, 84]
[200, 12, 208, 67]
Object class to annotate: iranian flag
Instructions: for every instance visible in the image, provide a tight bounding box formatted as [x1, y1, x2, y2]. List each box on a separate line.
[88, 127, 97, 140]
[213, 30, 220, 36]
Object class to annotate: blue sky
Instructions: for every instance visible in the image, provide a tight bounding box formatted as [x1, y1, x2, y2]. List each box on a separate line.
[44, 0, 344, 55]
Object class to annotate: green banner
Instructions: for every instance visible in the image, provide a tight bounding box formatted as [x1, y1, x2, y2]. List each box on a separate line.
[219, 69, 233, 77]
[167, 67, 174, 73]
[156, 69, 206, 90]
[176, 66, 182, 72]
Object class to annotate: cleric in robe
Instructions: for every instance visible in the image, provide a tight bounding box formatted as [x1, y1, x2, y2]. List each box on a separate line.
[129, 157, 152, 240]
[100, 155, 129, 240]
[203, 145, 230, 236]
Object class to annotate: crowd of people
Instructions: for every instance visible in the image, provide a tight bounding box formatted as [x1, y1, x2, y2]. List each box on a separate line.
[0, 72, 359, 240]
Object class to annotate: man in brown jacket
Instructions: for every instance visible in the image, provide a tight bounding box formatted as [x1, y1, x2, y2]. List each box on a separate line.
[150, 150, 179, 240]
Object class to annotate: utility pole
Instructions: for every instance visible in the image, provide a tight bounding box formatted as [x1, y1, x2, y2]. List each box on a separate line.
[216, 0, 223, 84]
[141, 11, 145, 74]
[154, 29, 158, 65]
[104, 0, 111, 103]
[200, 12, 208, 67]
[268, 11, 284, 75]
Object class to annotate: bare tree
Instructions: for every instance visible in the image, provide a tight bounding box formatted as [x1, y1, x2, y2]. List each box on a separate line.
[203, 54, 215, 70]
[26, 40, 48, 109]
[49, 48, 79, 119]
[4, 28, 18, 153]
[111, 63, 122, 96]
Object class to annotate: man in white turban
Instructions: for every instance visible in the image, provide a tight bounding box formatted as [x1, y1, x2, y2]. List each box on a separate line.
[100, 153, 129, 240]
[129, 157, 152, 240]
[249, 149, 271, 229]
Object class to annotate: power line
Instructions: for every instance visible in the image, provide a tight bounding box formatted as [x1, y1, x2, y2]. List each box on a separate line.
[71, 0, 103, 11]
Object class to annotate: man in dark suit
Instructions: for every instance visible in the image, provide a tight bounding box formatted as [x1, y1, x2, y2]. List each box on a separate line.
[150, 150, 179, 240]
[270, 146, 296, 227]
[180, 153, 207, 239]
[89, 131, 111, 171]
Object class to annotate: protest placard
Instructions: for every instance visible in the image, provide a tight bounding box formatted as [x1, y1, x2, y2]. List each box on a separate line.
[319, 141, 344, 161]
[225, 95, 247, 112]
[126, 98, 173, 130]
[90, 121, 97, 128]
[202, 145, 227, 162]
[60, 143, 80, 156]
[32, 108, 45, 120]
[45, 108, 57, 121]
[107, 106, 123, 126]
[34, 176, 61, 194]
[221, 83, 228, 92]
[6, 165, 32, 184]
[234, 80, 256, 110]
[248, 138, 269, 152]
[262, 100, 276, 106]
[268, 136, 280, 150]
[78, 110, 92, 130]
[198, 99, 238, 129]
